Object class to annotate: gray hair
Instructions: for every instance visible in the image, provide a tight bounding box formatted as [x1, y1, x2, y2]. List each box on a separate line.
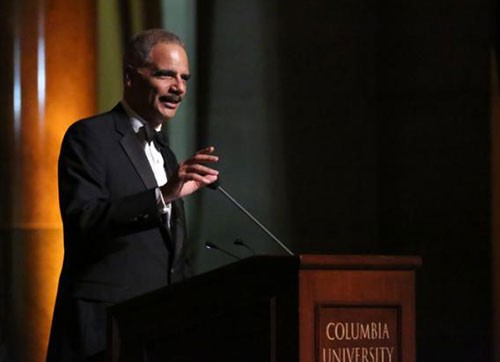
[123, 28, 185, 68]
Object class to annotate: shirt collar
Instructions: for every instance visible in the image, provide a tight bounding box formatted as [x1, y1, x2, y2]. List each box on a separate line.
[120, 99, 162, 133]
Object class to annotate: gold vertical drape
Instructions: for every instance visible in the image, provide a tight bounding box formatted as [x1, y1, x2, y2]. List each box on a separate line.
[0, 0, 96, 361]
[0, 0, 183, 359]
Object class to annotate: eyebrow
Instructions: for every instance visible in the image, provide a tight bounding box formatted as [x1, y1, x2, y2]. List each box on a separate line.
[152, 69, 191, 81]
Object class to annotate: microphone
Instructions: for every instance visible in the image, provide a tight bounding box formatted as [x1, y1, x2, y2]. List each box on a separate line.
[233, 238, 255, 256]
[206, 180, 294, 256]
[205, 241, 240, 260]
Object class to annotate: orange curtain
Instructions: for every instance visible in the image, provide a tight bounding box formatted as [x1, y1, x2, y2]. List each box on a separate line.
[0, 0, 96, 360]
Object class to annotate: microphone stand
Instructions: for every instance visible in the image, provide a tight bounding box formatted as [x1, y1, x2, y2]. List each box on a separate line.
[208, 181, 294, 256]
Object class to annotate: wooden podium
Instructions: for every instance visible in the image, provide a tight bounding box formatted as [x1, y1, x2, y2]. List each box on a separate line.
[108, 255, 421, 362]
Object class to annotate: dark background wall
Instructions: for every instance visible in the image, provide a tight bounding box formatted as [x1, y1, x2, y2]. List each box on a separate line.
[0, 0, 493, 361]
[191, 0, 492, 360]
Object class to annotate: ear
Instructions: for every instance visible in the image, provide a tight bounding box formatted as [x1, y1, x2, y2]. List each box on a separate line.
[124, 66, 134, 87]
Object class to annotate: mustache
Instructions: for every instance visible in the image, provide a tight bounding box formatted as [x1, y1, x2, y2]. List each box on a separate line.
[159, 95, 182, 103]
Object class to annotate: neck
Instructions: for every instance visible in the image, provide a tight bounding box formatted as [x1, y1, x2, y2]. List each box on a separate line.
[121, 99, 163, 131]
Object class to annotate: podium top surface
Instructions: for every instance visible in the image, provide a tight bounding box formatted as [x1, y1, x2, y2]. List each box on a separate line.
[108, 254, 421, 317]
[299, 254, 422, 270]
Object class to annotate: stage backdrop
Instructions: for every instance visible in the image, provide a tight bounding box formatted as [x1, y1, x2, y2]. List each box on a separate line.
[0, 1, 495, 361]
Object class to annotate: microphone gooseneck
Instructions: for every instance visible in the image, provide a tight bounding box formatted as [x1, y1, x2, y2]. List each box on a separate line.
[205, 241, 240, 260]
[233, 238, 255, 256]
[207, 180, 294, 256]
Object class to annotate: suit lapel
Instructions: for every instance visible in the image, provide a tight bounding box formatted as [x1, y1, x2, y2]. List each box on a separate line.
[120, 132, 158, 189]
[112, 104, 158, 190]
[112, 104, 186, 261]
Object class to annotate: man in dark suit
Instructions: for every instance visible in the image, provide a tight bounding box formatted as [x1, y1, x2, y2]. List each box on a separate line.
[46, 29, 218, 361]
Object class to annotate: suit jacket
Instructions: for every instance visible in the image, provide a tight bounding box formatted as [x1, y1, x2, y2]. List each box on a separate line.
[47, 104, 189, 361]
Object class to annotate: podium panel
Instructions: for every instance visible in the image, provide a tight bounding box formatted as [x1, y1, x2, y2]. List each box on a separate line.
[299, 255, 420, 362]
[108, 255, 420, 362]
[108, 256, 299, 362]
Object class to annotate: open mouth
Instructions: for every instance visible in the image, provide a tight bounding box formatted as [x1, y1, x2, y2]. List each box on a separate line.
[159, 96, 181, 110]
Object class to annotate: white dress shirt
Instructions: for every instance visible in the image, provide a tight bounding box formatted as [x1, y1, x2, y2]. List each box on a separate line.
[121, 100, 172, 227]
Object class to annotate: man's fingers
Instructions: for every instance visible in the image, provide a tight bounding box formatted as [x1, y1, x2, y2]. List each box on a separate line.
[186, 154, 219, 163]
[180, 164, 219, 176]
[196, 146, 216, 155]
[179, 172, 218, 185]
[192, 146, 218, 160]
[182, 146, 219, 166]
[167, 146, 220, 195]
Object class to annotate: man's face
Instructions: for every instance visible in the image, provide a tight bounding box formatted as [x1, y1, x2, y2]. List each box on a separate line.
[125, 42, 190, 125]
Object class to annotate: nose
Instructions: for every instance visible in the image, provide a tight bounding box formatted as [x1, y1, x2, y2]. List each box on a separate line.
[171, 76, 187, 95]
